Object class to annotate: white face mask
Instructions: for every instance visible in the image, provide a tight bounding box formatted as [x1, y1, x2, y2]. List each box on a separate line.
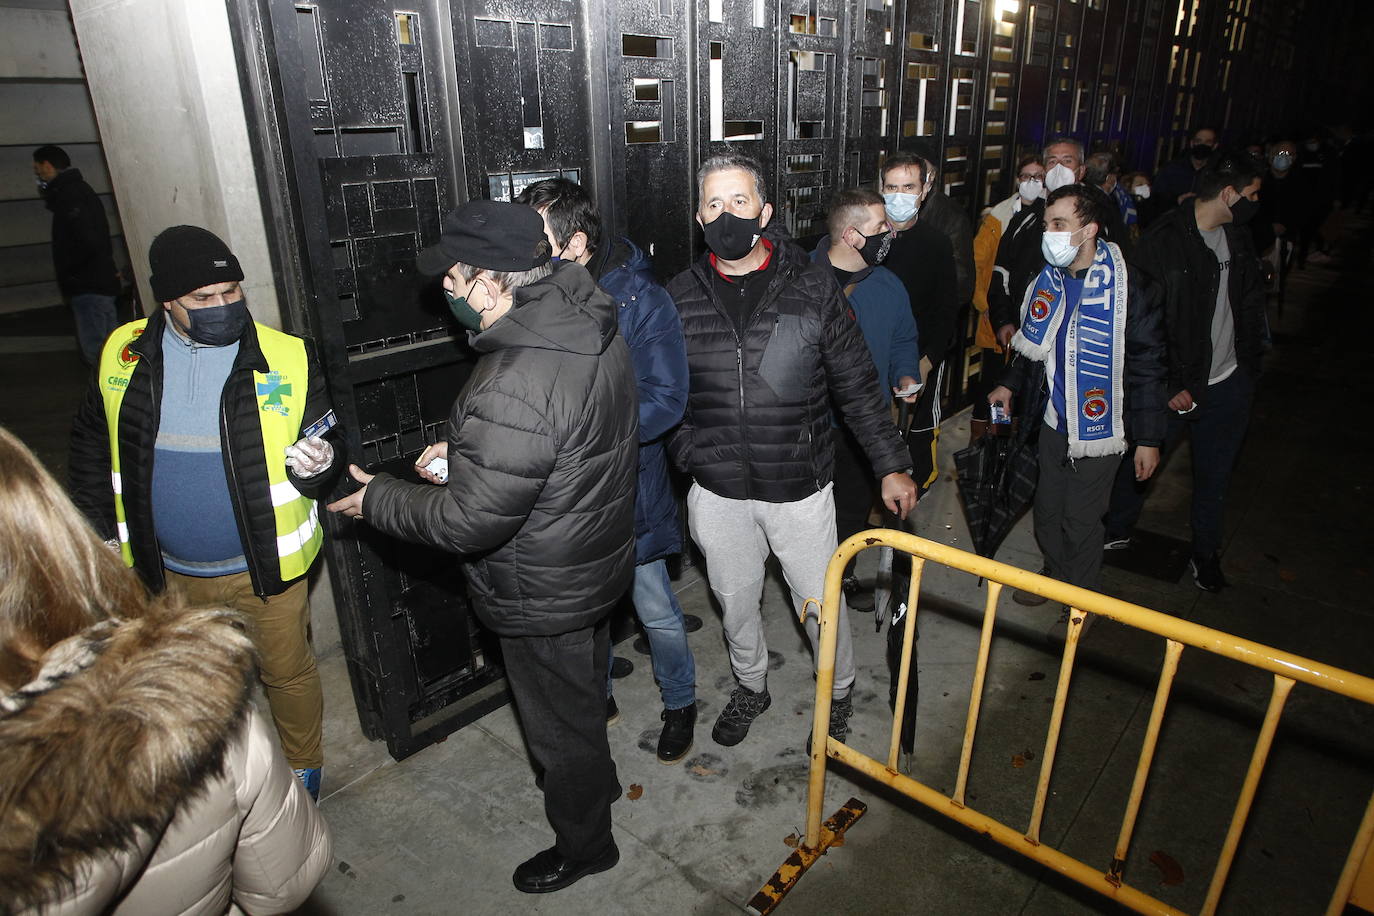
[1018, 178, 1045, 203]
[883, 191, 920, 224]
[1132, 184, 1151, 200]
[1041, 225, 1088, 268]
[1044, 163, 1076, 192]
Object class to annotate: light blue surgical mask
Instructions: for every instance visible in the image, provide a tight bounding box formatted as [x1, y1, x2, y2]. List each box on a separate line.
[884, 192, 919, 224]
[1041, 226, 1088, 269]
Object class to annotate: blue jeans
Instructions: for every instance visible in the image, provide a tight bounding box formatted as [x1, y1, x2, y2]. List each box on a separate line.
[607, 559, 696, 710]
[69, 293, 119, 364]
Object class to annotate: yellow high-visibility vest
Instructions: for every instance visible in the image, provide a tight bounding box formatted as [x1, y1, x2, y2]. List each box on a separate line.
[98, 319, 323, 582]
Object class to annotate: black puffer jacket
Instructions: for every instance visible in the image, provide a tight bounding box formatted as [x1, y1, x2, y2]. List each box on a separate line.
[1131, 204, 1264, 406]
[666, 237, 909, 503]
[363, 263, 637, 637]
[43, 168, 120, 297]
[68, 309, 341, 597]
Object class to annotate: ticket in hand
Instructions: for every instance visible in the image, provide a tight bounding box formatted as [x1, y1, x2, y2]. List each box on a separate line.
[301, 410, 338, 440]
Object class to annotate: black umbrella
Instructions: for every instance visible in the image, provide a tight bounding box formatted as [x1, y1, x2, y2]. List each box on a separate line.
[876, 401, 922, 757]
[953, 425, 1039, 560]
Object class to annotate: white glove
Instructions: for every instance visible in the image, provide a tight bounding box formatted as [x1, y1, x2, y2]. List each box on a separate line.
[284, 436, 334, 478]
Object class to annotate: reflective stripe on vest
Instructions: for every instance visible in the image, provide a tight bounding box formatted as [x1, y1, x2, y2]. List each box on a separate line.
[98, 320, 323, 581]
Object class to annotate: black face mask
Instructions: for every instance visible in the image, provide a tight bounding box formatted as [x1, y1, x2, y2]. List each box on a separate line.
[857, 229, 893, 267]
[1228, 194, 1259, 226]
[1189, 143, 1214, 161]
[177, 297, 251, 347]
[702, 211, 762, 261]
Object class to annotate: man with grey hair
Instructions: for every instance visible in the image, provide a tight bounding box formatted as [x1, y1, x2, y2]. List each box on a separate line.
[667, 152, 917, 749]
[990, 137, 1088, 347]
[328, 199, 637, 894]
[1084, 150, 1131, 251]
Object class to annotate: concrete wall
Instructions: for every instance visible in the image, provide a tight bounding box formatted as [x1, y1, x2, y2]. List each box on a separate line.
[0, 6, 127, 316]
[67, 0, 283, 329]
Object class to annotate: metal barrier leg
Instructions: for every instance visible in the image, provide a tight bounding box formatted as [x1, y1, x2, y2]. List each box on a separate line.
[952, 579, 1002, 806]
[1200, 674, 1295, 916]
[1328, 790, 1374, 915]
[747, 798, 868, 916]
[1110, 639, 1185, 886]
[1026, 605, 1086, 845]
[804, 551, 846, 849]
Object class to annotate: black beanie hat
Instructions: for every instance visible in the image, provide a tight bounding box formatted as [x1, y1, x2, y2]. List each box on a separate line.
[148, 225, 244, 302]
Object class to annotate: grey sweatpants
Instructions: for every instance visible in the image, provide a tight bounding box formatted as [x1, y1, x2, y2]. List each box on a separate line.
[687, 482, 855, 698]
[1033, 424, 1124, 593]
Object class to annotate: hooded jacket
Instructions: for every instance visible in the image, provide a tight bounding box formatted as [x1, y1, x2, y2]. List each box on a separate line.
[593, 238, 688, 565]
[68, 309, 342, 598]
[42, 168, 120, 298]
[666, 235, 910, 503]
[0, 608, 331, 915]
[363, 262, 637, 636]
[1130, 202, 1264, 406]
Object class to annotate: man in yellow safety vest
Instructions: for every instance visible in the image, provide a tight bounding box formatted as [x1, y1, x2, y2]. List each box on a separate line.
[69, 225, 342, 800]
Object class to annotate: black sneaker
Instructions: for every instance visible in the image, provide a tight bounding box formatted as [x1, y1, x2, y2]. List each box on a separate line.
[606, 696, 621, 726]
[842, 575, 875, 612]
[1012, 566, 1050, 605]
[1191, 553, 1227, 592]
[657, 703, 696, 763]
[1103, 535, 1132, 550]
[711, 685, 771, 747]
[807, 691, 854, 753]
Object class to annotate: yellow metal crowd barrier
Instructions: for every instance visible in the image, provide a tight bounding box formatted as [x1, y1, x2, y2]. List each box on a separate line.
[749, 530, 1374, 916]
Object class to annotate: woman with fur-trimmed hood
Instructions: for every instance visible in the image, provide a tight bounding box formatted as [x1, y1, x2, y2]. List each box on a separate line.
[0, 426, 331, 914]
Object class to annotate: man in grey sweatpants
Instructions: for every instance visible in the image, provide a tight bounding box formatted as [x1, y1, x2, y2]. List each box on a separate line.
[666, 153, 918, 748]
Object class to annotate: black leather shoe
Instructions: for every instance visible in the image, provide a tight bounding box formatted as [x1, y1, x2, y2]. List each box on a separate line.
[657, 702, 696, 763]
[512, 842, 619, 894]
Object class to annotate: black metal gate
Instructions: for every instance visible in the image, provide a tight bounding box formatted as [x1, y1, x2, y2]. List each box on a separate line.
[228, 0, 1224, 759]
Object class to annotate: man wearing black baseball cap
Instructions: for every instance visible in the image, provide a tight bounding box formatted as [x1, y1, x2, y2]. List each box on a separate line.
[69, 225, 343, 801]
[329, 199, 638, 893]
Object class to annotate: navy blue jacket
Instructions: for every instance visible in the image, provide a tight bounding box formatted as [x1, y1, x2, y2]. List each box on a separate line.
[809, 240, 921, 409]
[594, 239, 688, 564]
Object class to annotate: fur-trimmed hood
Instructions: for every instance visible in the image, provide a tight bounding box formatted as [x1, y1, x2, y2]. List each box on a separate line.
[0, 607, 257, 914]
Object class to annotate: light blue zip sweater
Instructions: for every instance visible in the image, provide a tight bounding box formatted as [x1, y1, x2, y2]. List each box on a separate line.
[151, 325, 247, 576]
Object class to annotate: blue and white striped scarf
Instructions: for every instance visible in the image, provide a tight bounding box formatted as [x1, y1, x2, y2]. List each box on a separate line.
[1011, 240, 1128, 458]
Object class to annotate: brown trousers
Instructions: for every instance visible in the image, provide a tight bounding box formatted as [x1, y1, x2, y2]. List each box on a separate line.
[164, 570, 323, 769]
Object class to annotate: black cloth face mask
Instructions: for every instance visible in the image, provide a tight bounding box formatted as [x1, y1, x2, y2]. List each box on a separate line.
[857, 229, 893, 267]
[1228, 194, 1259, 226]
[1189, 144, 1214, 161]
[177, 297, 251, 347]
[703, 211, 762, 261]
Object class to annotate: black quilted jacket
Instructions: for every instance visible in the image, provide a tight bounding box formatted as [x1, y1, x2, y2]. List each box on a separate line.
[363, 263, 638, 637]
[666, 237, 909, 503]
